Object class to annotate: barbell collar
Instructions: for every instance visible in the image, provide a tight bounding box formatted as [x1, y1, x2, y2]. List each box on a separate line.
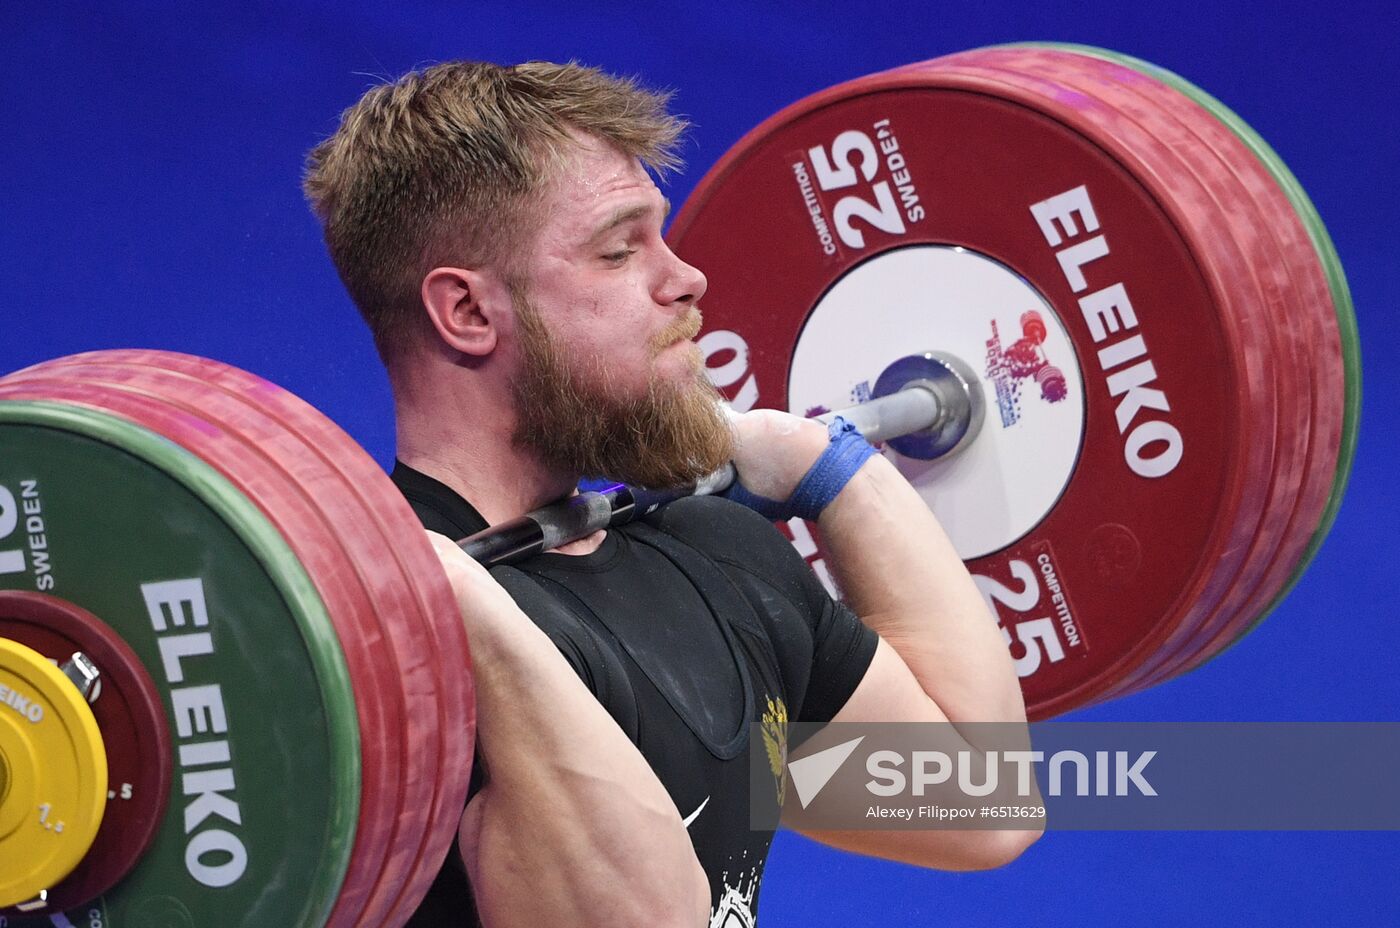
[59, 653, 100, 702]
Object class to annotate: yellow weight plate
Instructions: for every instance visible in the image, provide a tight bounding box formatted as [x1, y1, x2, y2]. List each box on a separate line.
[0, 638, 107, 908]
[0, 742, 9, 805]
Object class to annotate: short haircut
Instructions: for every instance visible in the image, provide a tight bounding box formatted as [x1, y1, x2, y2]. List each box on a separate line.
[303, 60, 687, 363]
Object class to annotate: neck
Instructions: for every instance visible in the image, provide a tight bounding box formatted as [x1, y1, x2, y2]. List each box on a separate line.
[392, 360, 579, 527]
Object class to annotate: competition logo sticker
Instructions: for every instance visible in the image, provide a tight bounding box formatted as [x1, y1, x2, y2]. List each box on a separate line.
[985, 310, 1069, 428]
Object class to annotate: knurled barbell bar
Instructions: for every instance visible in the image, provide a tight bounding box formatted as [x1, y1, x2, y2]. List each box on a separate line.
[0, 42, 1357, 928]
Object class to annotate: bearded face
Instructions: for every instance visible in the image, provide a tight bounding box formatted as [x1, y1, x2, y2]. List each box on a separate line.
[508, 285, 736, 488]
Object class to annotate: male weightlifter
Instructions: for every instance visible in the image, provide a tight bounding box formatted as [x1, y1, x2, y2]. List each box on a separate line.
[304, 60, 1039, 927]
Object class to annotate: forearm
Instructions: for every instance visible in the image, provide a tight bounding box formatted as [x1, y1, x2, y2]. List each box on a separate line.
[462, 619, 709, 928]
[817, 454, 1028, 725]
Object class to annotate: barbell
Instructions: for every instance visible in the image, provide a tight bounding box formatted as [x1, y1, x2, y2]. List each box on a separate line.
[460, 350, 983, 564]
[0, 43, 1358, 928]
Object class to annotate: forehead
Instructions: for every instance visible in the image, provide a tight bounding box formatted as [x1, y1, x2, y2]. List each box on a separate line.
[535, 135, 662, 240]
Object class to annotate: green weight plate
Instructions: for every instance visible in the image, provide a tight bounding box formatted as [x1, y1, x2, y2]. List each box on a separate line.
[22, 352, 472, 926]
[1019, 42, 1361, 644]
[72, 351, 475, 925]
[0, 399, 359, 926]
[0, 367, 408, 928]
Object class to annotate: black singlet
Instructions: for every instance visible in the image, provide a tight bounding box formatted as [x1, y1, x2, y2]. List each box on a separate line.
[395, 463, 879, 926]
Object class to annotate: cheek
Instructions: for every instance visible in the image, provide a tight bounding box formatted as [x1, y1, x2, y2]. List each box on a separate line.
[564, 331, 652, 394]
[549, 282, 660, 383]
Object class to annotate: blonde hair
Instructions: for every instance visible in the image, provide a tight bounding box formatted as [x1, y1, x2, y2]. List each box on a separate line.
[303, 60, 687, 362]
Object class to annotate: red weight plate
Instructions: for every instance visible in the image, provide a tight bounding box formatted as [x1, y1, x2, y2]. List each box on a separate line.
[1014, 49, 1338, 692]
[941, 48, 1318, 702]
[6, 358, 434, 927]
[41, 351, 474, 926]
[894, 53, 1288, 699]
[902, 50, 1298, 710]
[888, 48, 1346, 696]
[18, 352, 475, 926]
[0, 368, 402, 925]
[1048, 46, 1358, 630]
[0, 360, 427, 927]
[127, 354, 474, 928]
[1121, 79, 1344, 674]
[668, 53, 1277, 718]
[0, 591, 172, 914]
[1045, 54, 1323, 691]
[0, 370, 406, 926]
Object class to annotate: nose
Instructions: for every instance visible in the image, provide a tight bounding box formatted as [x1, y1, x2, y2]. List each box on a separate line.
[658, 246, 708, 307]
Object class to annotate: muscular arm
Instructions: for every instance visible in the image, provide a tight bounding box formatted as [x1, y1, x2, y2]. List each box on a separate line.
[819, 453, 1026, 726]
[428, 535, 709, 928]
[726, 413, 1041, 868]
[796, 454, 1042, 869]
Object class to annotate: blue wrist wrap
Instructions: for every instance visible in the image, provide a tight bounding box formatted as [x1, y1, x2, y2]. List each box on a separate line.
[721, 415, 877, 521]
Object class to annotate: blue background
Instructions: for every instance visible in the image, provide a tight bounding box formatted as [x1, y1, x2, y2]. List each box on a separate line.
[2, 1, 1396, 924]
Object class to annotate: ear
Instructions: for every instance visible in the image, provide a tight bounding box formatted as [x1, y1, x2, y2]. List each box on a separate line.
[421, 266, 507, 357]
